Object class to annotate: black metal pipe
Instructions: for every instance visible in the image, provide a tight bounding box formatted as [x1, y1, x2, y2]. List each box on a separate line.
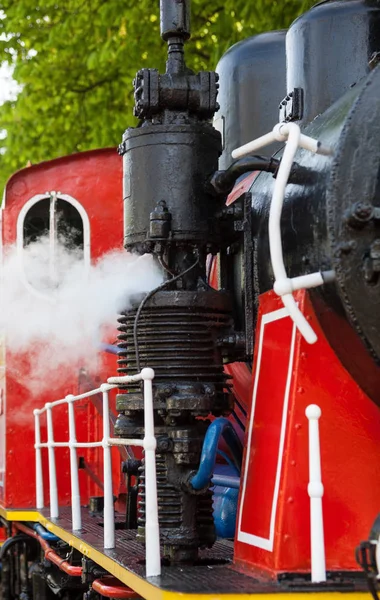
[0, 535, 34, 600]
[0, 534, 32, 560]
[160, 0, 190, 41]
[209, 155, 280, 196]
[160, 0, 190, 73]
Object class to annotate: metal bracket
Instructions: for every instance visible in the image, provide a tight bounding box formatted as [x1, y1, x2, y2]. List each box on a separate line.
[279, 88, 304, 123]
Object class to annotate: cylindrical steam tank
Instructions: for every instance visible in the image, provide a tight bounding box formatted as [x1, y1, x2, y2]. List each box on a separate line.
[214, 30, 286, 169]
[121, 124, 222, 252]
[286, 0, 380, 125]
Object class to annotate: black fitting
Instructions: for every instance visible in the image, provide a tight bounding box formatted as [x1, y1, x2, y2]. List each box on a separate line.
[150, 200, 172, 239]
[209, 155, 280, 196]
[122, 458, 142, 475]
[160, 0, 190, 42]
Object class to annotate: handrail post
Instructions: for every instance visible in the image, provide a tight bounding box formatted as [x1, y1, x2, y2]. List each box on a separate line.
[46, 404, 59, 519]
[34, 410, 44, 509]
[67, 395, 81, 531]
[306, 404, 326, 583]
[101, 384, 115, 549]
[142, 368, 161, 577]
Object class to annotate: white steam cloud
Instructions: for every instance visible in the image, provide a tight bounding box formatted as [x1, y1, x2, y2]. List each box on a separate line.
[0, 236, 163, 394]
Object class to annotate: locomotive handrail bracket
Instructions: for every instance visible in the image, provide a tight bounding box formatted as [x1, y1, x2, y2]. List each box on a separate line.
[232, 123, 334, 345]
[33, 367, 161, 578]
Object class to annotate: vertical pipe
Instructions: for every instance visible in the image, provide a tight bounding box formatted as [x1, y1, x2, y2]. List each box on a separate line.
[101, 384, 115, 549]
[141, 368, 161, 577]
[67, 396, 81, 531]
[46, 404, 59, 519]
[49, 192, 57, 285]
[306, 404, 326, 583]
[34, 410, 44, 509]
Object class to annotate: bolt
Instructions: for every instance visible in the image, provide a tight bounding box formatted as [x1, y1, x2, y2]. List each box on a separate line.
[157, 437, 171, 452]
[336, 240, 356, 256]
[347, 202, 374, 228]
[364, 239, 380, 284]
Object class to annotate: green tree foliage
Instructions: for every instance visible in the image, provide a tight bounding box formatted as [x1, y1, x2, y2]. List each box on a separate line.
[0, 0, 315, 188]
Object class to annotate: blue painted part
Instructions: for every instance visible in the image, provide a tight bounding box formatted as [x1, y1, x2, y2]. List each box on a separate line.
[212, 464, 239, 538]
[216, 449, 240, 475]
[189, 418, 243, 491]
[211, 474, 240, 489]
[99, 343, 122, 355]
[33, 524, 60, 542]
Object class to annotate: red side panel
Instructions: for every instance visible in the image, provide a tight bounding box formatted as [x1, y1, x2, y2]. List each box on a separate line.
[239, 310, 295, 547]
[234, 289, 380, 574]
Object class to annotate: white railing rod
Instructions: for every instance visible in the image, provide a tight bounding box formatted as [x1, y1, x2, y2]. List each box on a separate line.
[306, 404, 326, 583]
[67, 395, 81, 531]
[48, 398, 69, 408]
[74, 441, 103, 448]
[107, 373, 143, 385]
[46, 404, 59, 519]
[66, 387, 104, 401]
[34, 410, 44, 509]
[101, 384, 115, 549]
[108, 438, 144, 447]
[40, 442, 68, 448]
[38, 442, 104, 449]
[142, 368, 161, 578]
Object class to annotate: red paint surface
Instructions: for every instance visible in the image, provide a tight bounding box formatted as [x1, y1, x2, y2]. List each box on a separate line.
[234, 290, 380, 575]
[239, 314, 294, 541]
[226, 172, 257, 206]
[0, 149, 124, 509]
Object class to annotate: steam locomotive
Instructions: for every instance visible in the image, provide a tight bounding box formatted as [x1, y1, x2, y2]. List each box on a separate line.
[1, 0, 380, 598]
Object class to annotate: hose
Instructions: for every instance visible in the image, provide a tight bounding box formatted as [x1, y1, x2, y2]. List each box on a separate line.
[211, 474, 240, 489]
[209, 155, 280, 196]
[33, 523, 60, 542]
[189, 418, 243, 491]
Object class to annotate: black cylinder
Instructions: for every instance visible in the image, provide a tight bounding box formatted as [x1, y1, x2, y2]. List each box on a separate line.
[286, 0, 380, 125]
[121, 124, 222, 251]
[160, 0, 190, 40]
[214, 31, 286, 170]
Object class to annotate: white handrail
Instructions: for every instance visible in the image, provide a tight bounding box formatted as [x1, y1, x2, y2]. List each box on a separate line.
[306, 404, 326, 583]
[232, 123, 334, 344]
[34, 411, 44, 510]
[46, 403, 59, 519]
[142, 368, 160, 578]
[101, 383, 115, 550]
[67, 395, 81, 531]
[33, 367, 161, 577]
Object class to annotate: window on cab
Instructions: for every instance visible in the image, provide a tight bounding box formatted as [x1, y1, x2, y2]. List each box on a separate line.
[21, 193, 87, 294]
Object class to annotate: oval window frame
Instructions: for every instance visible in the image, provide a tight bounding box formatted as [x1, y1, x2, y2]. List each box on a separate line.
[16, 192, 91, 302]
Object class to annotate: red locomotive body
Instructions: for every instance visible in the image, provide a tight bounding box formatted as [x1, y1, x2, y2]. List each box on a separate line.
[0, 149, 123, 511]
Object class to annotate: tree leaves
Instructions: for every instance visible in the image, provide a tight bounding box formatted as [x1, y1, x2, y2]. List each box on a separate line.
[0, 0, 315, 190]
